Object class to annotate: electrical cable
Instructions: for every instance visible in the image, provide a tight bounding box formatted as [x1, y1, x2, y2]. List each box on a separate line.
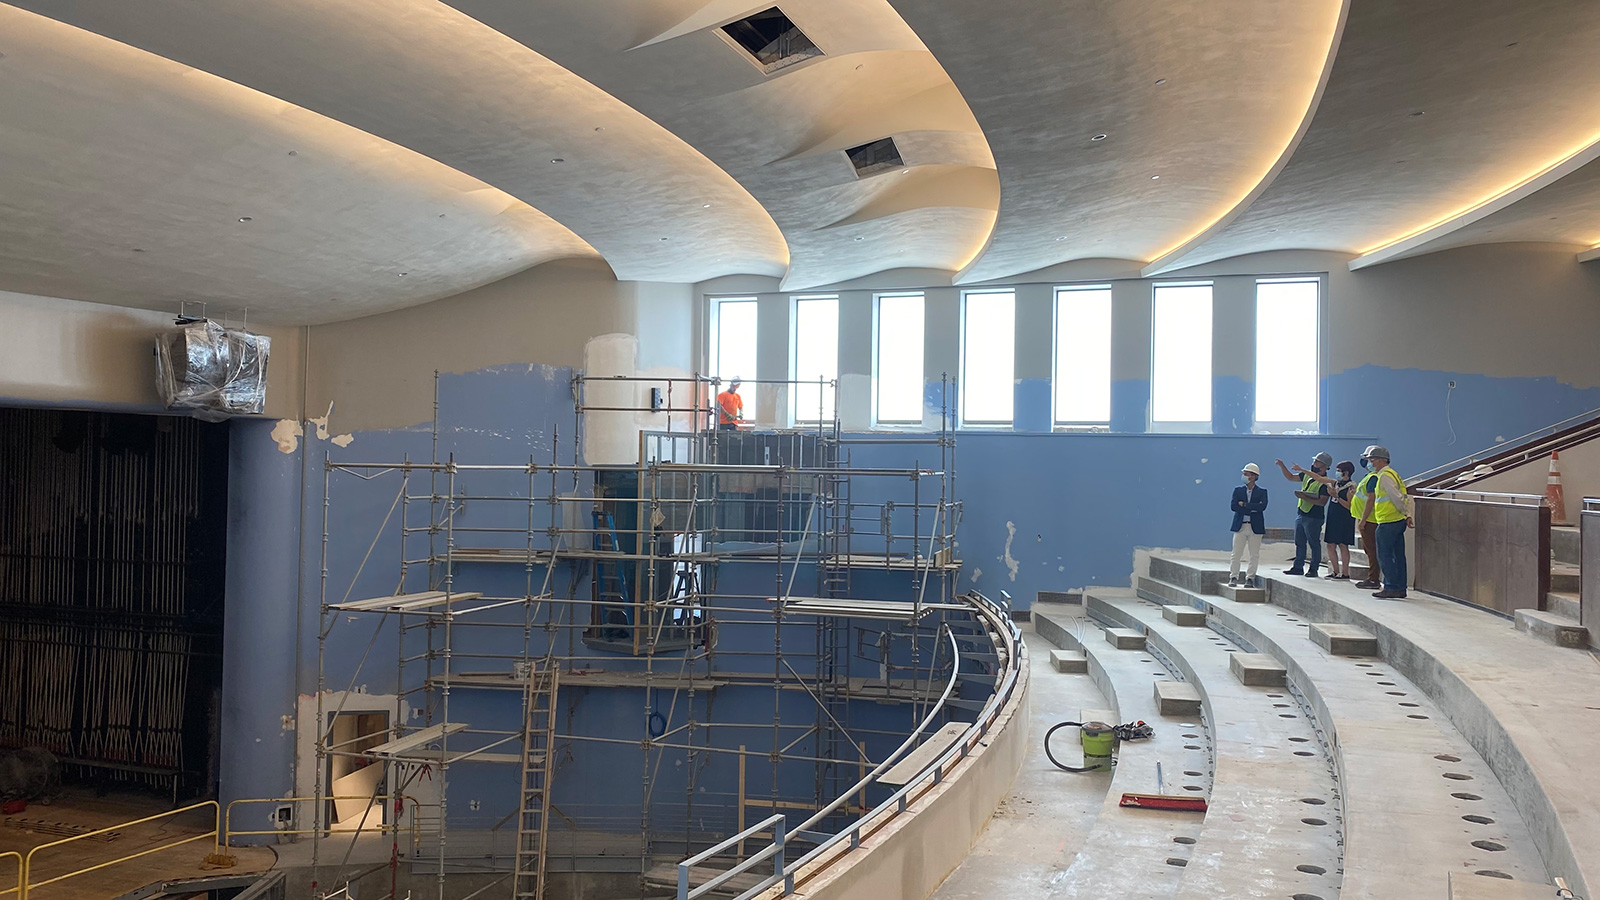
[1445, 382, 1457, 446]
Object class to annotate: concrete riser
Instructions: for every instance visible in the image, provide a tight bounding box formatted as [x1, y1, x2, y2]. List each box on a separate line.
[1513, 609, 1590, 648]
[1551, 527, 1580, 567]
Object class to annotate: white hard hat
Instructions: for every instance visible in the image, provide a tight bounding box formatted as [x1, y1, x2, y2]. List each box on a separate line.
[1241, 463, 1261, 475]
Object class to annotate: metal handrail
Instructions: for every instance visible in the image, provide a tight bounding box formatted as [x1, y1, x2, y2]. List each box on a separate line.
[224, 794, 420, 852]
[1410, 406, 1600, 485]
[20, 799, 220, 899]
[672, 590, 1023, 900]
[1413, 487, 1546, 507]
[778, 591, 1022, 896]
[679, 815, 787, 900]
[1582, 497, 1600, 513]
[0, 851, 20, 899]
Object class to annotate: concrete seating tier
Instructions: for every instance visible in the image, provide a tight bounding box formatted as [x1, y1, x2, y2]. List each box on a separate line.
[1138, 552, 1558, 898]
[1081, 589, 1342, 900]
[1032, 610, 1211, 899]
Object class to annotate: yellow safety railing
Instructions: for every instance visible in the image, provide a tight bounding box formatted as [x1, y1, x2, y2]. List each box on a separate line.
[20, 799, 220, 900]
[1, 851, 21, 898]
[223, 795, 420, 855]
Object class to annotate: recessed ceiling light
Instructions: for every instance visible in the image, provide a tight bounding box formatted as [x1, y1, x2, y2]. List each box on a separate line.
[1091, 133, 1108, 142]
[132, 248, 145, 252]
[551, 157, 564, 163]
[287, 150, 298, 157]
[1268, 228, 1278, 234]
[1055, 236, 1068, 241]
[1151, 175, 1161, 180]
[703, 203, 712, 208]
[853, 236, 864, 242]
[594, 126, 604, 132]
[1155, 78, 1166, 85]
[238, 216, 252, 222]
[659, 237, 669, 241]
[1409, 111, 1425, 117]
[1505, 42, 1518, 48]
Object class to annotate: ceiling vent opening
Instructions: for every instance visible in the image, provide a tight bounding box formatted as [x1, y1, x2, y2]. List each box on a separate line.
[845, 137, 905, 178]
[721, 8, 822, 74]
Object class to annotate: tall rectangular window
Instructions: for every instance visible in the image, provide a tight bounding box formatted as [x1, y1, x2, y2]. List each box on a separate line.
[1150, 283, 1213, 425]
[711, 297, 758, 421]
[875, 293, 925, 424]
[1053, 285, 1113, 425]
[792, 295, 839, 423]
[1255, 279, 1320, 426]
[961, 290, 1015, 425]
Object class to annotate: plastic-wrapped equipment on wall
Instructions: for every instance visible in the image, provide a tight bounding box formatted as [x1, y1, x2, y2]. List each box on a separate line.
[155, 319, 271, 420]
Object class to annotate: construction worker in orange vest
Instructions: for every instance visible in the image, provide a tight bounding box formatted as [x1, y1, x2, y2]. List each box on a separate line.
[716, 378, 744, 431]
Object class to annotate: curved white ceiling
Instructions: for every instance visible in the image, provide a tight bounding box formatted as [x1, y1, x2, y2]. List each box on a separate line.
[1158, 0, 1600, 273]
[9, 0, 790, 287]
[890, 0, 1346, 284]
[0, 4, 596, 325]
[443, 0, 998, 289]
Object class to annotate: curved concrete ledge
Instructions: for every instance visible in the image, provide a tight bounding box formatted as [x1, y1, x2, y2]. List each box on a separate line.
[771, 643, 1031, 900]
[1141, 553, 1561, 898]
[1033, 610, 1209, 898]
[1085, 590, 1342, 900]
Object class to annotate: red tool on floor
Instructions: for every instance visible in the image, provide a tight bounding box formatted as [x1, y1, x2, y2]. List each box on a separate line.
[1119, 792, 1208, 812]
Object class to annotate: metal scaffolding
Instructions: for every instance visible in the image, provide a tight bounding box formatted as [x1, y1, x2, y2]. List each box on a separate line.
[308, 372, 978, 900]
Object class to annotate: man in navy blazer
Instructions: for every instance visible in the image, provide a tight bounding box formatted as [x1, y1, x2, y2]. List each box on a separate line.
[1229, 463, 1268, 587]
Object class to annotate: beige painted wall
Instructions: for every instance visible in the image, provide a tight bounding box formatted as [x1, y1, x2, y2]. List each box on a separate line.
[304, 259, 694, 433]
[1466, 441, 1600, 522]
[0, 288, 303, 418]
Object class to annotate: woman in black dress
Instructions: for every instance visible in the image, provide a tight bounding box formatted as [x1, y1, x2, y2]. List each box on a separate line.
[1323, 460, 1357, 579]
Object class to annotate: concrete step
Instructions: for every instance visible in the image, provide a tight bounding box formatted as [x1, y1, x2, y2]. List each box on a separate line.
[1309, 622, 1379, 657]
[1161, 604, 1206, 626]
[1153, 680, 1202, 716]
[1036, 589, 1083, 605]
[1550, 562, 1581, 594]
[1228, 652, 1286, 687]
[1551, 525, 1580, 567]
[1216, 583, 1267, 603]
[1049, 648, 1088, 673]
[1547, 591, 1581, 620]
[1104, 627, 1146, 650]
[1448, 870, 1564, 899]
[1513, 608, 1590, 649]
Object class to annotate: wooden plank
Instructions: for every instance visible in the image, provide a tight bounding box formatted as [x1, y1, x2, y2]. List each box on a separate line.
[328, 591, 482, 612]
[364, 721, 468, 757]
[877, 722, 968, 786]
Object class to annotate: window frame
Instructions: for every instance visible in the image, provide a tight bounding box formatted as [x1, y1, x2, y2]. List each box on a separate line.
[789, 293, 839, 425]
[959, 288, 1017, 428]
[873, 291, 926, 427]
[1051, 283, 1114, 431]
[1148, 281, 1215, 433]
[1252, 276, 1323, 433]
[707, 295, 760, 423]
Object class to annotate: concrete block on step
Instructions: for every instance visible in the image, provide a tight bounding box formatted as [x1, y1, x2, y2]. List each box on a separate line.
[1513, 608, 1590, 649]
[1447, 870, 1564, 899]
[1049, 649, 1087, 673]
[1161, 605, 1206, 626]
[1104, 627, 1145, 650]
[1217, 584, 1267, 603]
[1230, 652, 1287, 687]
[1309, 623, 1378, 657]
[1546, 591, 1581, 620]
[1153, 680, 1202, 716]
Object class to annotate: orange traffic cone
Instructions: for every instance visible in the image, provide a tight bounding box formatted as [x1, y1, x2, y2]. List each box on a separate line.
[1546, 451, 1569, 525]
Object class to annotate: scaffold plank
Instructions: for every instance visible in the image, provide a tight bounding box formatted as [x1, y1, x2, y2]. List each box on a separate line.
[779, 597, 965, 620]
[329, 591, 482, 613]
[432, 670, 729, 691]
[364, 721, 468, 758]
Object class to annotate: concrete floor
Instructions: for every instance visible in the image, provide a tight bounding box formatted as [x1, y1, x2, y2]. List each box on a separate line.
[929, 628, 1112, 899]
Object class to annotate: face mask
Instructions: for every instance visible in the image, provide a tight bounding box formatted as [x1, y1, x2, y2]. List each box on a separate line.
[1359, 458, 1369, 470]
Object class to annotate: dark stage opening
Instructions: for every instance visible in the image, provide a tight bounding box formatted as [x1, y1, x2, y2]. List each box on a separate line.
[0, 407, 229, 803]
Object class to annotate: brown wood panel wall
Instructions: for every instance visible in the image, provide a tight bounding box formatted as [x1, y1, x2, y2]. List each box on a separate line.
[1415, 496, 1549, 615]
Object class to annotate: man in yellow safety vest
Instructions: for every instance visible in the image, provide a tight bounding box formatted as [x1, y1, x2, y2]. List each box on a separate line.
[1275, 452, 1331, 577]
[1359, 445, 1412, 599]
[1349, 447, 1384, 590]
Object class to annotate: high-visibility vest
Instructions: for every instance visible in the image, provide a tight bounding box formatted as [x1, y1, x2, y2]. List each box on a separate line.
[1296, 474, 1321, 513]
[1373, 467, 1408, 524]
[1350, 472, 1379, 522]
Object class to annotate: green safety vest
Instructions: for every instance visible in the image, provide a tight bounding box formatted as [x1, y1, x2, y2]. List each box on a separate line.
[1349, 472, 1379, 522]
[1296, 473, 1321, 513]
[1373, 467, 1409, 524]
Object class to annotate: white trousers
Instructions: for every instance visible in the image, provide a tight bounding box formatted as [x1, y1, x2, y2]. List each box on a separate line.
[1230, 529, 1262, 579]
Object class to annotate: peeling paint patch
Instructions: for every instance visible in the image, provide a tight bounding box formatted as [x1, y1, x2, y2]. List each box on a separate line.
[971, 567, 982, 581]
[281, 715, 296, 732]
[331, 433, 354, 448]
[308, 402, 335, 440]
[270, 419, 302, 453]
[1002, 521, 1019, 582]
[1200, 458, 1209, 463]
